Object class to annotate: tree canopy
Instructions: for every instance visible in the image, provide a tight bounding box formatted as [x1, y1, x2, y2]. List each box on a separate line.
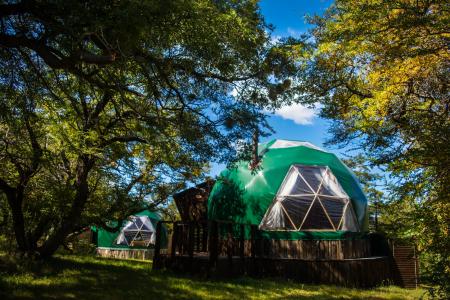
[303, 0, 449, 296]
[0, 0, 301, 257]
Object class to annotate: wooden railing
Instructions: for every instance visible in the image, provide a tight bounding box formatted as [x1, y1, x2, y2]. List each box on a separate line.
[153, 220, 379, 269]
[153, 220, 259, 270]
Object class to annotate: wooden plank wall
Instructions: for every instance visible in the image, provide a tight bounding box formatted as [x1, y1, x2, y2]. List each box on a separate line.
[216, 239, 372, 259]
[258, 239, 371, 260]
[172, 180, 214, 222]
[166, 221, 375, 260]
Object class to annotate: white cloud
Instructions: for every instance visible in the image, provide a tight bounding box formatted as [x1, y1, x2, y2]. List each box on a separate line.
[273, 103, 317, 125]
[270, 35, 282, 44]
[287, 27, 303, 38]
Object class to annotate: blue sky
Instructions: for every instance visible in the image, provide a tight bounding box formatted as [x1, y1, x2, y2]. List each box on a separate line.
[260, 0, 332, 37]
[261, 0, 333, 147]
[209, 0, 335, 177]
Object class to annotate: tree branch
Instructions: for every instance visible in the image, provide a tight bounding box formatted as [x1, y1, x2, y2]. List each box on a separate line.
[100, 136, 147, 147]
[0, 34, 116, 69]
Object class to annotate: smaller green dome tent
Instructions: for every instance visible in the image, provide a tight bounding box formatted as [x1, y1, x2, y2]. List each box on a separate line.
[92, 209, 166, 249]
[208, 140, 369, 240]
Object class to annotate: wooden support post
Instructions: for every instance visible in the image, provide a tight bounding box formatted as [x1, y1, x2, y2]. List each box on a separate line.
[195, 223, 200, 252]
[250, 225, 257, 259]
[179, 224, 185, 255]
[171, 221, 179, 259]
[240, 224, 245, 259]
[240, 224, 245, 274]
[188, 222, 195, 259]
[152, 221, 162, 270]
[202, 221, 208, 252]
[188, 222, 195, 272]
[209, 220, 218, 268]
[250, 224, 257, 275]
[227, 222, 233, 272]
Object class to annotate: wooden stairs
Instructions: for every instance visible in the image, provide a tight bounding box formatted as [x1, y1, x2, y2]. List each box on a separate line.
[392, 244, 419, 288]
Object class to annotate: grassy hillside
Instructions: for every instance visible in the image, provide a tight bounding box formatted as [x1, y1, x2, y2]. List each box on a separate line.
[0, 254, 426, 299]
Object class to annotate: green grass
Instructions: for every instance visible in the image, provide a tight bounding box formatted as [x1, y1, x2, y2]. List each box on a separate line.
[0, 254, 427, 299]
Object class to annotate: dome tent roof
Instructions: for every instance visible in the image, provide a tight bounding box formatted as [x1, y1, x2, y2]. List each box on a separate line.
[207, 139, 369, 239]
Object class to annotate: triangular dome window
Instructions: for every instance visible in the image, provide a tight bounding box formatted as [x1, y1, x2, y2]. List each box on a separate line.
[116, 215, 156, 246]
[260, 165, 359, 232]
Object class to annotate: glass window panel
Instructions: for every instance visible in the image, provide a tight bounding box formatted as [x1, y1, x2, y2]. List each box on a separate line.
[124, 231, 136, 244]
[141, 217, 154, 231]
[150, 232, 156, 244]
[301, 200, 334, 230]
[319, 196, 347, 229]
[278, 168, 312, 195]
[260, 201, 295, 230]
[116, 233, 127, 245]
[134, 232, 144, 241]
[341, 204, 359, 232]
[134, 217, 143, 228]
[125, 221, 138, 230]
[298, 166, 327, 193]
[280, 196, 314, 229]
[319, 170, 349, 198]
[140, 232, 152, 239]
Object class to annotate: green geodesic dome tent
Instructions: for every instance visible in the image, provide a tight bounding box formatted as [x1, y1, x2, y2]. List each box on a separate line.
[208, 140, 369, 240]
[92, 209, 167, 249]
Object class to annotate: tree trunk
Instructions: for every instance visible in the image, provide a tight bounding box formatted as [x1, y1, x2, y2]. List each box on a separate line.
[3, 186, 38, 255]
[37, 156, 94, 258]
[7, 190, 27, 251]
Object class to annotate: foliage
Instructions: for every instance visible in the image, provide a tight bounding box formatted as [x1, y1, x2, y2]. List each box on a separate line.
[159, 199, 182, 223]
[342, 154, 385, 232]
[0, 0, 303, 257]
[301, 0, 449, 297]
[0, 254, 427, 299]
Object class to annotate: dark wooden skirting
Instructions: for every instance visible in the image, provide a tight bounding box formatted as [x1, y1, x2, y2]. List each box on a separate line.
[96, 248, 154, 260]
[256, 239, 371, 260]
[152, 220, 417, 288]
[158, 255, 393, 288]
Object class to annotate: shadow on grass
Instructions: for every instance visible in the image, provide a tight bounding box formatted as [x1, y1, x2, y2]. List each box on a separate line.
[0, 255, 425, 300]
[1, 255, 192, 300]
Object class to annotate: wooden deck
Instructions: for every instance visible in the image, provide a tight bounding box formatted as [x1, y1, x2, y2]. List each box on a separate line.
[152, 220, 417, 288]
